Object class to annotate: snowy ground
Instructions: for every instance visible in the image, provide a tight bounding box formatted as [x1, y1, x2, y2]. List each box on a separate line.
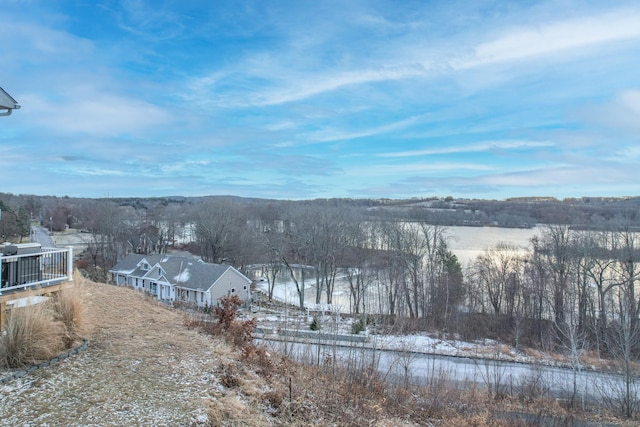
[252, 279, 596, 370]
[45, 227, 90, 252]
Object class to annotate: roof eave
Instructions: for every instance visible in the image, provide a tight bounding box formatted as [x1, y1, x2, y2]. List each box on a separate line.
[0, 87, 20, 110]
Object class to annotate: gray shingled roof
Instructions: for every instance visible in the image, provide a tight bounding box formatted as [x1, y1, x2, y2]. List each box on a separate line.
[109, 254, 146, 274]
[109, 253, 247, 291]
[0, 87, 20, 110]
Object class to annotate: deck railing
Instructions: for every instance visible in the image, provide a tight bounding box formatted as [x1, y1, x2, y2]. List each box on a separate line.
[0, 247, 73, 294]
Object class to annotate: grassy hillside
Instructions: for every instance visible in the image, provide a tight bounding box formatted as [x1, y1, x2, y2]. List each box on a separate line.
[0, 279, 260, 425]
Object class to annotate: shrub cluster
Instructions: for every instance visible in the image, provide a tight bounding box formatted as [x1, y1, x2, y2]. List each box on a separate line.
[187, 294, 257, 349]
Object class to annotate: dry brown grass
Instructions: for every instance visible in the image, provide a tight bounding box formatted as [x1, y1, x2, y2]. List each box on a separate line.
[0, 296, 65, 368]
[0, 273, 91, 368]
[523, 347, 544, 359]
[52, 276, 90, 348]
[206, 393, 271, 427]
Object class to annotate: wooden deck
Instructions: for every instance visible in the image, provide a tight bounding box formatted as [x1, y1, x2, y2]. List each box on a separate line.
[0, 281, 74, 328]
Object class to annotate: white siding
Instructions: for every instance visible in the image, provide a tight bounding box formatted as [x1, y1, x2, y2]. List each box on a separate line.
[208, 268, 251, 306]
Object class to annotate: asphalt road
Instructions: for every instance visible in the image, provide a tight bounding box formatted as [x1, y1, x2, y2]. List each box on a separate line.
[261, 337, 634, 406]
[30, 225, 56, 248]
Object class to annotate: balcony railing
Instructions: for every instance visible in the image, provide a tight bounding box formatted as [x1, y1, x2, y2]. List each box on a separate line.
[0, 247, 73, 294]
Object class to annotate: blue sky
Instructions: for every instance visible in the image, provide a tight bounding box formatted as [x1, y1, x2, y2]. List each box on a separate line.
[1, 0, 639, 200]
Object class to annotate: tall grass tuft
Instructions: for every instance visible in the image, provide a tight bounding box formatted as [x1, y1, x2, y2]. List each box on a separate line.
[52, 282, 89, 348]
[0, 300, 65, 368]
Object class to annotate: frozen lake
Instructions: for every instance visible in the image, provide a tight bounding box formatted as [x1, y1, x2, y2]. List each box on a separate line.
[446, 225, 541, 266]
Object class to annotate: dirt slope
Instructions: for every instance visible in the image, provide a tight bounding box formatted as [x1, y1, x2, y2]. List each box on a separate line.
[0, 280, 253, 426]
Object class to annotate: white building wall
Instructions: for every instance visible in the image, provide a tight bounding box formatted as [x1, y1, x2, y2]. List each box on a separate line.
[208, 268, 251, 306]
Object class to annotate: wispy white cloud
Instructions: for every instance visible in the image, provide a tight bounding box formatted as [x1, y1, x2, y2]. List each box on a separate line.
[608, 145, 640, 162]
[57, 167, 126, 177]
[158, 160, 214, 174]
[0, 20, 94, 64]
[586, 89, 640, 134]
[349, 162, 495, 177]
[301, 113, 431, 144]
[256, 65, 427, 107]
[108, 0, 187, 41]
[0, 147, 28, 165]
[379, 140, 555, 158]
[458, 9, 640, 68]
[186, 6, 640, 109]
[464, 163, 633, 188]
[192, 64, 427, 109]
[22, 91, 173, 136]
[360, 159, 640, 199]
[261, 120, 298, 132]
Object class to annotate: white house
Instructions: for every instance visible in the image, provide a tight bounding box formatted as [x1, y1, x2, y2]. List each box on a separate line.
[109, 254, 251, 308]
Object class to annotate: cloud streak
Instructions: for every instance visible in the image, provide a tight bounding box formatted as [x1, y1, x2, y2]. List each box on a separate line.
[379, 140, 555, 158]
[463, 9, 640, 68]
[185, 6, 640, 110]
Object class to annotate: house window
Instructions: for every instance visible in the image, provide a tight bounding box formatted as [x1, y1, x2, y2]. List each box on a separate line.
[231, 288, 235, 293]
[243, 285, 247, 290]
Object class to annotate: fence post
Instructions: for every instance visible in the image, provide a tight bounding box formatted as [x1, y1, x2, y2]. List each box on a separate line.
[67, 246, 74, 282]
[0, 301, 5, 329]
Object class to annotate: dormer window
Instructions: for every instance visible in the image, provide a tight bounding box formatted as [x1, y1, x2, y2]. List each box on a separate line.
[141, 261, 150, 271]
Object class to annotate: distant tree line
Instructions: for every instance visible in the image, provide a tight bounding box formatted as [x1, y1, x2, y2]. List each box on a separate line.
[0, 199, 30, 242]
[367, 197, 640, 229]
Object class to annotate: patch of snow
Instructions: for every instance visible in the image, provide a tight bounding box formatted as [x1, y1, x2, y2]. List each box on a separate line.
[174, 268, 191, 283]
[255, 280, 298, 306]
[6, 295, 49, 308]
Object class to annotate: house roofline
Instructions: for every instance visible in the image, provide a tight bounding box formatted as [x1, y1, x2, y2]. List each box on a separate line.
[0, 86, 20, 116]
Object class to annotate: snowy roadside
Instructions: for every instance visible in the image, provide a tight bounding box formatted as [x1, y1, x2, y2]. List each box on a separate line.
[47, 228, 90, 252]
[251, 281, 604, 373]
